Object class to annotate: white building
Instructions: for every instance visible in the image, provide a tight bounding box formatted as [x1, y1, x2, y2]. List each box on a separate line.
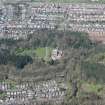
[51, 48, 63, 61]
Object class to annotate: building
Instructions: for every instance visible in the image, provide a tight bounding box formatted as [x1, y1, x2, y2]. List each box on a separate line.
[51, 48, 63, 61]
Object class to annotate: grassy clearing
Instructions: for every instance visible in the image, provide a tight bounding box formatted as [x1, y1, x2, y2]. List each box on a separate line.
[81, 82, 104, 94]
[15, 48, 36, 57]
[35, 47, 52, 59]
[15, 47, 53, 60]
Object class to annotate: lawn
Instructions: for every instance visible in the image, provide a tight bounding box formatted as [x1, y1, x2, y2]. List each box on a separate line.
[81, 82, 104, 94]
[15, 47, 53, 60]
[15, 48, 36, 57]
[35, 47, 52, 59]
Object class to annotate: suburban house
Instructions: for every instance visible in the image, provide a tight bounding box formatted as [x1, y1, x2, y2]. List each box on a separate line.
[51, 48, 63, 61]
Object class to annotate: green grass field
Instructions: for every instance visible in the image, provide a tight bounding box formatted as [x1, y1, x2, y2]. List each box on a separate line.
[82, 83, 103, 93]
[35, 47, 52, 59]
[15, 47, 53, 60]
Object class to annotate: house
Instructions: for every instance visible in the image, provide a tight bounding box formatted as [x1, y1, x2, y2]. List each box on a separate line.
[51, 48, 63, 61]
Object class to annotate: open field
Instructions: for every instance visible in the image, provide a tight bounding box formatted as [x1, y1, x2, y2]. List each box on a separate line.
[35, 47, 52, 59]
[15, 48, 36, 57]
[81, 82, 104, 94]
[15, 47, 53, 60]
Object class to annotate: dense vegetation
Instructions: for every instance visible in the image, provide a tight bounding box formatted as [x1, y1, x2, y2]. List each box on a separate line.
[1, 30, 105, 105]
